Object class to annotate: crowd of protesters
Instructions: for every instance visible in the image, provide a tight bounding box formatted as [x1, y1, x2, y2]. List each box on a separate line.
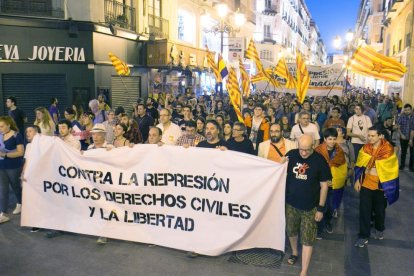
[0, 86, 410, 276]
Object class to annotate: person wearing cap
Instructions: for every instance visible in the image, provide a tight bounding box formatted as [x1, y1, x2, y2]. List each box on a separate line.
[87, 123, 114, 151]
[176, 120, 205, 147]
[156, 109, 182, 146]
[85, 123, 113, 245]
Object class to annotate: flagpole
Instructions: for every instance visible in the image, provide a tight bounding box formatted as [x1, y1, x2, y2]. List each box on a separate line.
[326, 67, 346, 97]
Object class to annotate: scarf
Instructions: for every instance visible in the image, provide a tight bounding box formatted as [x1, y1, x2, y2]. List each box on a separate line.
[362, 138, 394, 169]
[316, 143, 346, 168]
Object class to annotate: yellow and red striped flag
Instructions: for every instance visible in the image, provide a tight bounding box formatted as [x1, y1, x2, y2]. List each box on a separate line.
[245, 39, 280, 88]
[239, 58, 251, 97]
[347, 44, 407, 81]
[226, 67, 244, 122]
[108, 52, 130, 76]
[250, 72, 267, 83]
[275, 57, 296, 89]
[206, 46, 222, 83]
[295, 51, 310, 104]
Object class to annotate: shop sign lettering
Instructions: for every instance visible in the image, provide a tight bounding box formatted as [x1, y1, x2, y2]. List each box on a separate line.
[0, 44, 85, 62]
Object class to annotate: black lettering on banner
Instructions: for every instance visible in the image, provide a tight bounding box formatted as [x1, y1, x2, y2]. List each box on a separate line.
[89, 206, 95, 217]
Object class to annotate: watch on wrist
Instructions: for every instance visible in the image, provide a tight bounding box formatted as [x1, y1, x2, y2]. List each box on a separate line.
[317, 205, 326, 212]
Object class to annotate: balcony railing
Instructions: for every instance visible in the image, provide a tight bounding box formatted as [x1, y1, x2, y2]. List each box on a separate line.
[148, 14, 169, 39]
[104, 0, 136, 32]
[0, 0, 64, 18]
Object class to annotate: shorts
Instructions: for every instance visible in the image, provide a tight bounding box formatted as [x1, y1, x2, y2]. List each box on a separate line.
[286, 204, 317, 246]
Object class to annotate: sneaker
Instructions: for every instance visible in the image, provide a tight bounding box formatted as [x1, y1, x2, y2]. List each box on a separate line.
[45, 230, 64, 238]
[186, 251, 199, 258]
[97, 237, 107, 245]
[12, 204, 22, 215]
[354, 238, 369, 247]
[332, 209, 338, 219]
[316, 232, 325, 240]
[325, 223, 333, 234]
[374, 230, 384, 240]
[0, 213, 10, 224]
[30, 227, 40, 233]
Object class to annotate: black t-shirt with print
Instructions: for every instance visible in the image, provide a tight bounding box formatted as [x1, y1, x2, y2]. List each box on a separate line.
[286, 149, 332, 211]
[197, 139, 228, 149]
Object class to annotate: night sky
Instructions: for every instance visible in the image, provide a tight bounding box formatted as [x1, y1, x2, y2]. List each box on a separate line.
[306, 0, 361, 53]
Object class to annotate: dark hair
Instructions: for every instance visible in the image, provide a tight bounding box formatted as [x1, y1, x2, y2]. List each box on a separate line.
[83, 111, 95, 120]
[215, 114, 224, 121]
[149, 126, 162, 136]
[58, 119, 72, 130]
[115, 106, 125, 116]
[7, 96, 17, 105]
[355, 103, 364, 111]
[65, 107, 76, 115]
[332, 107, 341, 113]
[196, 116, 206, 124]
[184, 120, 197, 128]
[254, 103, 265, 111]
[27, 125, 41, 134]
[137, 103, 146, 109]
[116, 123, 128, 133]
[404, 103, 412, 109]
[206, 119, 222, 134]
[233, 121, 246, 132]
[223, 120, 233, 128]
[368, 125, 381, 134]
[323, 128, 338, 138]
[50, 97, 58, 104]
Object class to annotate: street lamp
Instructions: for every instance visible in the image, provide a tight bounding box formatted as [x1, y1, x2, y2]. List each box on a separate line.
[201, 3, 246, 54]
[333, 29, 354, 93]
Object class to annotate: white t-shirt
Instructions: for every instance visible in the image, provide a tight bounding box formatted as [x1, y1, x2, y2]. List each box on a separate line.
[290, 123, 320, 141]
[156, 122, 182, 145]
[63, 134, 81, 151]
[346, 114, 372, 144]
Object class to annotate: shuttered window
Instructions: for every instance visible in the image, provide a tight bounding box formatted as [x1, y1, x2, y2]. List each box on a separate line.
[111, 75, 141, 115]
[2, 74, 67, 126]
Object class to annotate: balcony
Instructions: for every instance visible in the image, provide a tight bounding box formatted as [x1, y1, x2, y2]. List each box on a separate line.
[104, 0, 136, 32]
[148, 14, 169, 39]
[262, 4, 277, 15]
[0, 0, 64, 18]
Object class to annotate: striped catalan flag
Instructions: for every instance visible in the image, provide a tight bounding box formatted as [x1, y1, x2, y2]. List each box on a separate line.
[226, 67, 244, 122]
[206, 46, 222, 83]
[108, 52, 130, 76]
[295, 51, 310, 104]
[239, 58, 251, 97]
[245, 39, 280, 88]
[218, 54, 229, 79]
[245, 39, 281, 88]
[347, 44, 407, 81]
[275, 57, 296, 89]
[250, 71, 267, 83]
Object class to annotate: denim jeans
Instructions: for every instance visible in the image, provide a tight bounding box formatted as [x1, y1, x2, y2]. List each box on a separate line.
[0, 168, 22, 213]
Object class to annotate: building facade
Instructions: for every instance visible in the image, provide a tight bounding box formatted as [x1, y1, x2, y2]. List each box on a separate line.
[382, 0, 414, 103]
[254, 0, 326, 66]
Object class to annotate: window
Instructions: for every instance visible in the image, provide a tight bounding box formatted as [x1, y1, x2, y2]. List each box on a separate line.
[260, 50, 273, 61]
[265, 0, 271, 9]
[177, 9, 195, 44]
[264, 25, 271, 39]
[148, 0, 161, 16]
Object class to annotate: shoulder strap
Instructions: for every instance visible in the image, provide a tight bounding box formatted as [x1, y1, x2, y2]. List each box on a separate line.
[270, 143, 284, 157]
[298, 124, 304, 134]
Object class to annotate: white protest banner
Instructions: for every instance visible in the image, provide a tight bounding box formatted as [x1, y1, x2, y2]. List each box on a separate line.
[256, 63, 344, 96]
[22, 136, 287, 256]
